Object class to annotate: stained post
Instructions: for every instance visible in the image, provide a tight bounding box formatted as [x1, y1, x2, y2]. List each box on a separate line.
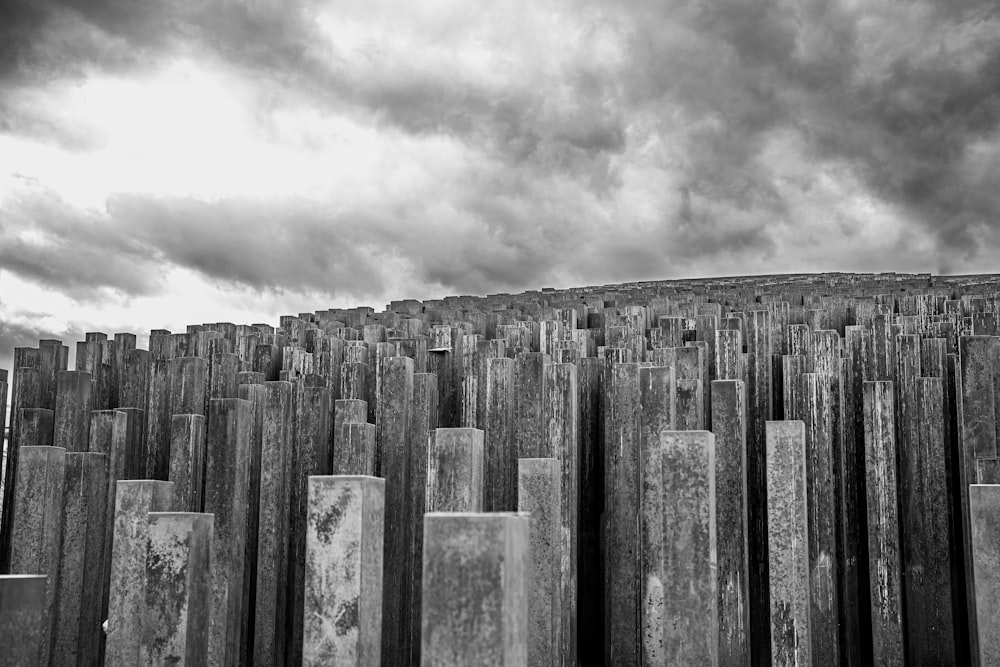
[106, 480, 175, 666]
[766, 420, 811, 666]
[864, 381, 904, 664]
[426, 428, 485, 512]
[8, 446, 66, 667]
[712, 379, 750, 665]
[420, 513, 529, 666]
[204, 397, 252, 667]
[604, 362, 641, 664]
[142, 512, 214, 666]
[304, 476, 385, 666]
[0, 574, 47, 665]
[518, 458, 562, 667]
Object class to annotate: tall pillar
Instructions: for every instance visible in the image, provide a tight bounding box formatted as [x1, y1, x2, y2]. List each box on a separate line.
[477, 357, 513, 513]
[142, 512, 214, 665]
[8, 446, 66, 667]
[766, 420, 811, 666]
[420, 513, 529, 666]
[378, 357, 414, 667]
[52, 451, 108, 667]
[303, 476, 384, 666]
[53, 370, 93, 452]
[0, 574, 47, 665]
[971, 484, 1000, 666]
[406, 372, 439, 666]
[105, 480, 175, 666]
[603, 362, 640, 664]
[426, 428, 484, 512]
[864, 381, 904, 664]
[712, 380, 750, 665]
[204, 398, 252, 667]
[518, 458, 562, 667]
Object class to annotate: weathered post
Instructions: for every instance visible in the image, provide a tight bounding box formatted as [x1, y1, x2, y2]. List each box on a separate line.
[798, 373, 839, 665]
[289, 385, 332, 665]
[712, 379, 750, 665]
[54, 369, 93, 452]
[378, 356, 414, 667]
[639, 365, 673, 664]
[204, 397, 252, 667]
[766, 420, 811, 666]
[544, 361, 579, 665]
[971, 484, 1000, 666]
[904, 377, 957, 664]
[482, 357, 516, 511]
[141, 512, 214, 666]
[747, 308, 773, 665]
[518, 458, 562, 667]
[661, 431, 718, 663]
[106, 480, 175, 667]
[604, 362, 641, 664]
[420, 513, 529, 666]
[252, 381, 293, 666]
[303, 476, 385, 666]
[407, 372, 439, 666]
[514, 352, 549, 458]
[864, 381, 904, 664]
[8, 446, 66, 667]
[52, 451, 108, 667]
[0, 574, 47, 665]
[0, 366, 41, 571]
[426, 428, 485, 512]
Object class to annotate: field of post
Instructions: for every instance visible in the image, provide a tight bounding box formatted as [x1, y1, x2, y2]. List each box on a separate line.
[3, 271, 1000, 664]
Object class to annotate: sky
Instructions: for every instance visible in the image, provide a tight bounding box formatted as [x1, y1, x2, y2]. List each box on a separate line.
[1, 0, 999, 371]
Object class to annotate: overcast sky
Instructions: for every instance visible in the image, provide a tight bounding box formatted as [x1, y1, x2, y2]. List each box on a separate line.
[1, 0, 999, 370]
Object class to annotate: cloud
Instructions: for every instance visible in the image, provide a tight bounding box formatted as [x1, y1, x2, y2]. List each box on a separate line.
[3, 0, 1000, 329]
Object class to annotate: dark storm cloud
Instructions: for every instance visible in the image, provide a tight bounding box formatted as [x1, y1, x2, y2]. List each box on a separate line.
[0, 0, 323, 84]
[4, 0, 1000, 304]
[0, 184, 160, 298]
[611, 0, 1000, 266]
